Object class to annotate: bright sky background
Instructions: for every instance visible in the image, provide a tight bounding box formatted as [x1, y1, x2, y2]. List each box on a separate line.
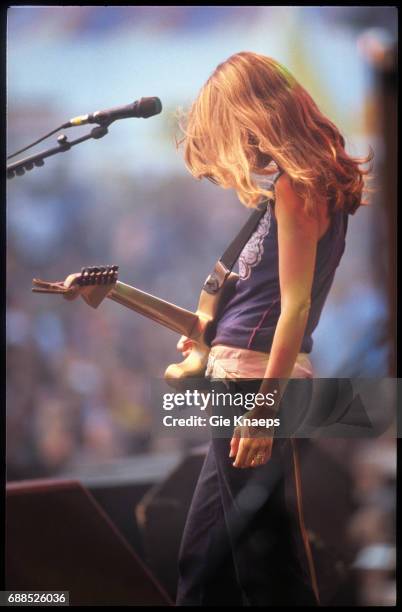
[7, 6, 372, 177]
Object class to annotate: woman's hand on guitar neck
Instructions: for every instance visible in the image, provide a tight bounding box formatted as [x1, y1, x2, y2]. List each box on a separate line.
[177, 335, 193, 358]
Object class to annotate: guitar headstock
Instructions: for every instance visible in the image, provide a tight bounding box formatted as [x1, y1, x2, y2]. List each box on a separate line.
[32, 265, 119, 309]
[75, 265, 119, 308]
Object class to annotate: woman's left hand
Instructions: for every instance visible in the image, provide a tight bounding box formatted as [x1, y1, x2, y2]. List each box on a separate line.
[229, 424, 273, 468]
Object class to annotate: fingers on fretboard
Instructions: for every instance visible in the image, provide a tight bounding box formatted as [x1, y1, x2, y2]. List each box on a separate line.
[78, 265, 119, 286]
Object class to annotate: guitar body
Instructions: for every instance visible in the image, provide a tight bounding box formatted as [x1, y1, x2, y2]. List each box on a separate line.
[164, 272, 239, 387]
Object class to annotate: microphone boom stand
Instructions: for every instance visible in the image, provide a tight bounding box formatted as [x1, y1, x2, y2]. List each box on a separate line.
[7, 123, 111, 179]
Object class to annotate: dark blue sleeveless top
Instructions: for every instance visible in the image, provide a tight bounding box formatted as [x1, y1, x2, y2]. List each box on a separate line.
[212, 172, 349, 353]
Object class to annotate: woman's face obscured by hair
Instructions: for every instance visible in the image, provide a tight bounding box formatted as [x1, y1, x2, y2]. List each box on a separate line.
[180, 51, 372, 213]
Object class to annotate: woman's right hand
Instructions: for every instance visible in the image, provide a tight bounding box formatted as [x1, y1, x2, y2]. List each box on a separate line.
[177, 335, 193, 358]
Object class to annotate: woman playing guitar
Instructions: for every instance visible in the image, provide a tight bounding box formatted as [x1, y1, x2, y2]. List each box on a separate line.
[175, 51, 373, 606]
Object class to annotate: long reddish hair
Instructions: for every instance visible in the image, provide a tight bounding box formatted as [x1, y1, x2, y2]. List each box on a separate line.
[178, 51, 374, 215]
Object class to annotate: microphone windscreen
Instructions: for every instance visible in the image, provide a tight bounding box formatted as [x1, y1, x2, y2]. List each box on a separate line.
[138, 97, 162, 118]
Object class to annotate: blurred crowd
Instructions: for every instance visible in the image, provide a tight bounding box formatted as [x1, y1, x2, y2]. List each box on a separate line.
[7, 165, 395, 476]
[349, 439, 396, 605]
[6, 166, 246, 478]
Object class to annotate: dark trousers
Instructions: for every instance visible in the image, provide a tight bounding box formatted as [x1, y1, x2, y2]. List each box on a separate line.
[176, 380, 319, 606]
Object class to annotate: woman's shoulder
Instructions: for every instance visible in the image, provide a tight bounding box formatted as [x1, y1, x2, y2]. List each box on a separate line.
[272, 171, 338, 241]
[272, 172, 305, 217]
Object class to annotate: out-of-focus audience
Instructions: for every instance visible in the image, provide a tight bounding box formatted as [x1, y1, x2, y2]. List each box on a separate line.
[348, 439, 396, 605]
[6, 171, 244, 478]
[7, 170, 396, 608]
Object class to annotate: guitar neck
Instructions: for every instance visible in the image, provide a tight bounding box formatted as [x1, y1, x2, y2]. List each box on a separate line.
[107, 281, 202, 338]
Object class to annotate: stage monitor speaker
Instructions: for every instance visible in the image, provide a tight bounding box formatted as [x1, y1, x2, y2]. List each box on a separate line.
[6, 479, 171, 606]
[136, 445, 207, 600]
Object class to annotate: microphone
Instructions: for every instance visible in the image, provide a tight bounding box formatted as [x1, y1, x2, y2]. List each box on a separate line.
[67, 97, 162, 126]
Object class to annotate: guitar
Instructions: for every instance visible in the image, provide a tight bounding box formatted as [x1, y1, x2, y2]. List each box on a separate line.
[32, 264, 239, 388]
[31, 196, 272, 386]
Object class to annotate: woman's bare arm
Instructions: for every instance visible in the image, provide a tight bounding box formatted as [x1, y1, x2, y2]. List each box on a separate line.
[261, 173, 319, 383]
[231, 175, 320, 467]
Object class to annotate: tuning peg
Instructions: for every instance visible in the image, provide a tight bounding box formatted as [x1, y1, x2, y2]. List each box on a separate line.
[83, 268, 93, 285]
[105, 267, 115, 283]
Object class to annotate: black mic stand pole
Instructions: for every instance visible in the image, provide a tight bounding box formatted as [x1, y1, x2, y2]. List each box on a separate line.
[7, 124, 111, 179]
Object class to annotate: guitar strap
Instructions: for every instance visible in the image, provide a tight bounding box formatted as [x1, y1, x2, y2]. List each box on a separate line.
[202, 202, 268, 294]
[203, 170, 283, 295]
[220, 201, 268, 272]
